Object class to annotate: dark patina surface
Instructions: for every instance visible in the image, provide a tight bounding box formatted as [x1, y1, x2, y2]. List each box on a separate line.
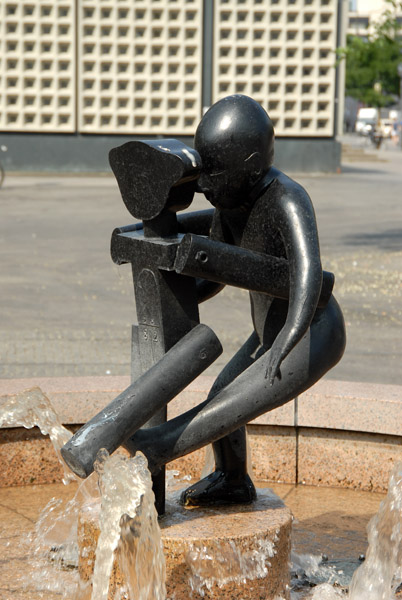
[61, 95, 346, 514]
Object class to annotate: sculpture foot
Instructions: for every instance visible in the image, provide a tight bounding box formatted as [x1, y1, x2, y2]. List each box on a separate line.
[180, 469, 256, 507]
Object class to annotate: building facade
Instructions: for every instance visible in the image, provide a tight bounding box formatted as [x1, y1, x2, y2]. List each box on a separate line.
[0, 0, 347, 173]
[348, 0, 402, 38]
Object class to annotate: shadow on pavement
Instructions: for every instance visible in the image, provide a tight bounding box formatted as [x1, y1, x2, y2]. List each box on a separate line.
[340, 165, 387, 175]
[342, 228, 402, 252]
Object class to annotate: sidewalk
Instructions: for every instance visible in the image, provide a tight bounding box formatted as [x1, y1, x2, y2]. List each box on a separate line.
[0, 137, 401, 385]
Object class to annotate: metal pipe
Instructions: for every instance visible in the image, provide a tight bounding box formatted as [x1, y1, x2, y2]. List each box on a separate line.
[61, 324, 222, 479]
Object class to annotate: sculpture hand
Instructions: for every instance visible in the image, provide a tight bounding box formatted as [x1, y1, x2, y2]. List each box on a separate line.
[264, 343, 284, 386]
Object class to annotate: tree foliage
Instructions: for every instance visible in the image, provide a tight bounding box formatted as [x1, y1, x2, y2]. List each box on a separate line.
[340, 0, 402, 107]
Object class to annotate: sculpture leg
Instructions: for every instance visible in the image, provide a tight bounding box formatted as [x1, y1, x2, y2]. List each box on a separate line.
[181, 332, 261, 506]
[180, 301, 289, 506]
[180, 427, 257, 506]
[125, 296, 346, 478]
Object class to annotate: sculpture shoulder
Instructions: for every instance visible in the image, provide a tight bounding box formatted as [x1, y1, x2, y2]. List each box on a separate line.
[209, 208, 231, 243]
[270, 169, 313, 208]
[259, 168, 316, 225]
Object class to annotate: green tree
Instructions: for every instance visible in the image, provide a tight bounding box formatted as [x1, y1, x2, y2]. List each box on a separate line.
[341, 0, 402, 107]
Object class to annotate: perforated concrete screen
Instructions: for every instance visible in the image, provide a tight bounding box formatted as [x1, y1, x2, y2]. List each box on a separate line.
[0, 1, 76, 132]
[214, 0, 337, 136]
[78, 0, 203, 134]
[0, 0, 340, 137]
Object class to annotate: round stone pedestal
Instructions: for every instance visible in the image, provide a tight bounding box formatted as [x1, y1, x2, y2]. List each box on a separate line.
[78, 488, 292, 599]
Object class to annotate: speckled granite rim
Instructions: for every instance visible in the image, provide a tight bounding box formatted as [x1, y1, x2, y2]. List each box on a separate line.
[1, 375, 401, 434]
[1, 376, 402, 491]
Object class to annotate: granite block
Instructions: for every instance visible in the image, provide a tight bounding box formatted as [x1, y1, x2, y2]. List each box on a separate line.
[248, 425, 297, 484]
[78, 488, 292, 600]
[298, 380, 402, 436]
[169, 447, 207, 481]
[297, 427, 402, 492]
[0, 427, 67, 487]
[2, 377, 402, 494]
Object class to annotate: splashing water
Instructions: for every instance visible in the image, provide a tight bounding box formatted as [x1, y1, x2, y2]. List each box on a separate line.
[25, 473, 98, 598]
[0, 386, 75, 483]
[291, 463, 402, 600]
[91, 449, 165, 600]
[291, 552, 350, 589]
[186, 537, 276, 597]
[290, 553, 347, 600]
[23, 450, 165, 600]
[308, 583, 345, 600]
[0, 387, 94, 597]
[347, 463, 402, 600]
[3, 387, 402, 600]
[2, 387, 165, 600]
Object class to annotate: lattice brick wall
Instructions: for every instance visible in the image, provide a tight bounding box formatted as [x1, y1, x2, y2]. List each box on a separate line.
[213, 0, 337, 137]
[78, 0, 203, 134]
[0, 1, 76, 132]
[0, 0, 339, 137]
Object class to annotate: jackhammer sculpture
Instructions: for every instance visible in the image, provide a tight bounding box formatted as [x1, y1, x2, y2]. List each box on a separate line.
[61, 95, 346, 515]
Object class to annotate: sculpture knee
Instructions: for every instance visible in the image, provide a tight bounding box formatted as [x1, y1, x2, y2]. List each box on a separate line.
[328, 296, 346, 366]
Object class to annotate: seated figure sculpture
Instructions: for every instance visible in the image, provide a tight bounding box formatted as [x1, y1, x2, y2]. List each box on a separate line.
[122, 94, 346, 506]
[61, 94, 346, 511]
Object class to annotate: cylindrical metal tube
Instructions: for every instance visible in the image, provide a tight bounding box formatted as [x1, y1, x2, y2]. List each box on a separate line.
[175, 234, 334, 308]
[61, 324, 222, 479]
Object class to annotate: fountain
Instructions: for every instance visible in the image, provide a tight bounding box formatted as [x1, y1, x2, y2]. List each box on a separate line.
[1, 385, 402, 600]
[1, 96, 400, 599]
[0, 386, 291, 599]
[57, 96, 346, 597]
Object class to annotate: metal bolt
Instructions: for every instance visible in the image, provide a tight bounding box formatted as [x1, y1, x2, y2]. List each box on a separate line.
[195, 250, 208, 263]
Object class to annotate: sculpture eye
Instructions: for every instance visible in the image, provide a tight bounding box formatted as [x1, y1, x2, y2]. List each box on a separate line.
[209, 170, 226, 178]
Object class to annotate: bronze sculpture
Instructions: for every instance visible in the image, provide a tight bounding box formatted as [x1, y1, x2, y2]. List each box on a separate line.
[61, 95, 346, 514]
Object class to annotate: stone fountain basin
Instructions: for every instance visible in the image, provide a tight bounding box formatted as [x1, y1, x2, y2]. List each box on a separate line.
[1, 375, 402, 599]
[1, 375, 401, 491]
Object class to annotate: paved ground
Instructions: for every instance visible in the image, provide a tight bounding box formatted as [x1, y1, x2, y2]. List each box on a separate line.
[0, 134, 401, 384]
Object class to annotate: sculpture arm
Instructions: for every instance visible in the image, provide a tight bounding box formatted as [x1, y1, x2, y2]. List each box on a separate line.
[196, 279, 225, 303]
[265, 184, 322, 384]
[195, 208, 226, 303]
[177, 208, 214, 236]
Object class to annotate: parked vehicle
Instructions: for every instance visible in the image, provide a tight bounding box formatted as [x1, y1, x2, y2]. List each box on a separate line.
[380, 119, 393, 138]
[355, 107, 379, 136]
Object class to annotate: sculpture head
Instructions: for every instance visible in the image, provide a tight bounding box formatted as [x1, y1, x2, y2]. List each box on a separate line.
[195, 95, 274, 209]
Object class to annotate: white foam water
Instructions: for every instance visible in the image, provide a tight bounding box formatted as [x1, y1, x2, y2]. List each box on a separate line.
[25, 473, 98, 598]
[3, 387, 165, 600]
[90, 449, 165, 600]
[347, 463, 402, 600]
[185, 537, 276, 597]
[0, 386, 75, 483]
[291, 463, 402, 600]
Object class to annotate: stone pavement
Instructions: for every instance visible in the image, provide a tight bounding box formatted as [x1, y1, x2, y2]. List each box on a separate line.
[0, 134, 401, 385]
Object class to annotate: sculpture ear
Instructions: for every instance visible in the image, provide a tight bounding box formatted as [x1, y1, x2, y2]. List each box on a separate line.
[244, 152, 262, 182]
